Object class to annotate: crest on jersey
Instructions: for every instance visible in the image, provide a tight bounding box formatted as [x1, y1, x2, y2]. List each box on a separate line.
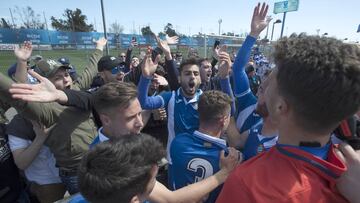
[256, 144, 265, 154]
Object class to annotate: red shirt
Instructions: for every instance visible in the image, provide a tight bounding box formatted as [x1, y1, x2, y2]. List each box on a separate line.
[216, 145, 348, 203]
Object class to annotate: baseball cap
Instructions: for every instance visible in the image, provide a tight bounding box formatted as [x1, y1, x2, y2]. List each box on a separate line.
[97, 56, 121, 72]
[36, 59, 71, 78]
[58, 57, 70, 66]
[30, 55, 43, 63]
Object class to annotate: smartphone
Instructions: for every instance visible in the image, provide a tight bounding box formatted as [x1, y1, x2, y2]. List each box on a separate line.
[214, 40, 221, 49]
[151, 47, 163, 62]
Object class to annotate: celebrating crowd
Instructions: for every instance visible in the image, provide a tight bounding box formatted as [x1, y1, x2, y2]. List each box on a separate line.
[1, 2, 360, 203]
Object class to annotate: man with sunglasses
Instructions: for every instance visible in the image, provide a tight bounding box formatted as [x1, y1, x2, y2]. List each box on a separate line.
[97, 56, 127, 83]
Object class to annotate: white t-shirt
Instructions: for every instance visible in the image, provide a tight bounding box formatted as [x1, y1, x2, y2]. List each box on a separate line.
[8, 135, 61, 185]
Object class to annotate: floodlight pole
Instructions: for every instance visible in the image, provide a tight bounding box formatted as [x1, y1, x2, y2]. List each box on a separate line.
[100, 0, 109, 55]
[280, 12, 287, 38]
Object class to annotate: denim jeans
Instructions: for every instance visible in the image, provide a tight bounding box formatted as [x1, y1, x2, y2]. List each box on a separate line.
[59, 172, 79, 195]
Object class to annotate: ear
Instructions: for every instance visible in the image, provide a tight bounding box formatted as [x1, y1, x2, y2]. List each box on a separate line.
[276, 97, 289, 116]
[219, 115, 229, 128]
[99, 113, 111, 127]
[130, 195, 141, 203]
[178, 75, 181, 84]
[99, 72, 106, 80]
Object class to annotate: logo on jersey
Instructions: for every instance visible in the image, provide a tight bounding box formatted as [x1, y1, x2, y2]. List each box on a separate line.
[256, 144, 265, 154]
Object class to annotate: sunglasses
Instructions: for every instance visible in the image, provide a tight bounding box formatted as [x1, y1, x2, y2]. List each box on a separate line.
[111, 66, 124, 75]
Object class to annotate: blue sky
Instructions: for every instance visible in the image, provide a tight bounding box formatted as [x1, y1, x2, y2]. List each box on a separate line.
[1, 0, 359, 41]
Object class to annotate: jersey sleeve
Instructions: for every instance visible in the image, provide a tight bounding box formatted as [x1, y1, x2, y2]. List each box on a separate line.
[232, 36, 256, 97]
[137, 75, 166, 109]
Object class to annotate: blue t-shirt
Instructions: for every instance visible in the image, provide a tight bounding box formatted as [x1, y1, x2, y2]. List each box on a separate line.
[242, 123, 278, 160]
[169, 131, 228, 203]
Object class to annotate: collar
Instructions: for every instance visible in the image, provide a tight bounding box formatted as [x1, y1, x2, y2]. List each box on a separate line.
[177, 88, 203, 105]
[193, 130, 227, 150]
[98, 127, 110, 142]
[275, 144, 345, 179]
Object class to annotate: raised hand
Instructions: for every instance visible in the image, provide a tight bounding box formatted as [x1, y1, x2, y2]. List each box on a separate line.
[95, 37, 107, 51]
[218, 45, 232, 79]
[155, 36, 172, 59]
[213, 44, 220, 60]
[153, 73, 169, 86]
[165, 35, 179, 45]
[14, 41, 32, 62]
[249, 2, 272, 38]
[141, 47, 159, 78]
[9, 70, 61, 102]
[30, 120, 51, 139]
[130, 38, 138, 49]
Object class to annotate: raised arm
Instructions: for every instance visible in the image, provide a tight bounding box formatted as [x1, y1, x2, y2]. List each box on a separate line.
[217, 46, 236, 116]
[138, 48, 165, 110]
[8, 119, 52, 170]
[125, 39, 137, 69]
[156, 36, 180, 91]
[233, 2, 271, 96]
[0, 72, 60, 127]
[13, 41, 33, 83]
[10, 70, 94, 111]
[76, 37, 107, 90]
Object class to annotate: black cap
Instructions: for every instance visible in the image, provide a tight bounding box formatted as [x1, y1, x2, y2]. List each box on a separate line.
[245, 65, 255, 74]
[97, 56, 121, 72]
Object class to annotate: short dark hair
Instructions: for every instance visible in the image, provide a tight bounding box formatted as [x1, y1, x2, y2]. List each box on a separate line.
[179, 57, 199, 73]
[198, 58, 209, 67]
[93, 82, 138, 116]
[198, 90, 232, 124]
[78, 133, 165, 203]
[273, 34, 360, 133]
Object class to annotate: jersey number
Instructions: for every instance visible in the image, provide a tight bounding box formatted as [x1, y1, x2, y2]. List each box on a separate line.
[187, 158, 214, 182]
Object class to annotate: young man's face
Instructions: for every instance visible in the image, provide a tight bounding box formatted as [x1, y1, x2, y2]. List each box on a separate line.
[131, 57, 140, 69]
[106, 99, 144, 137]
[49, 68, 73, 90]
[256, 77, 270, 118]
[179, 64, 201, 98]
[101, 68, 125, 83]
[119, 53, 126, 62]
[264, 69, 281, 124]
[199, 60, 212, 83]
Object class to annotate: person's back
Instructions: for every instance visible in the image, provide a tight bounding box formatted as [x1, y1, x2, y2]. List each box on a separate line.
[170, 132, 226, 203]
[169, 90, 234, 203]
[221, 145, 347, 202]
[217, 31, 360, 202]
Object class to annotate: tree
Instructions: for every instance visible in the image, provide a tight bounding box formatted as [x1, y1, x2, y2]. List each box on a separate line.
[141, 26, 153, 36]
[158, 31, 166, 38]
[108, 21, 124, 34]
[0, 18, 11, 29]
[51, 8, 93, 32]
[13, 6, 45, 29]
[164, 23, 177, 37]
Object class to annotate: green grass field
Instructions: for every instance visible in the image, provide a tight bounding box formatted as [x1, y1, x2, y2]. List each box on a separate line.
[0, 49, 127, 75]
[0, 46, 216, 76]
